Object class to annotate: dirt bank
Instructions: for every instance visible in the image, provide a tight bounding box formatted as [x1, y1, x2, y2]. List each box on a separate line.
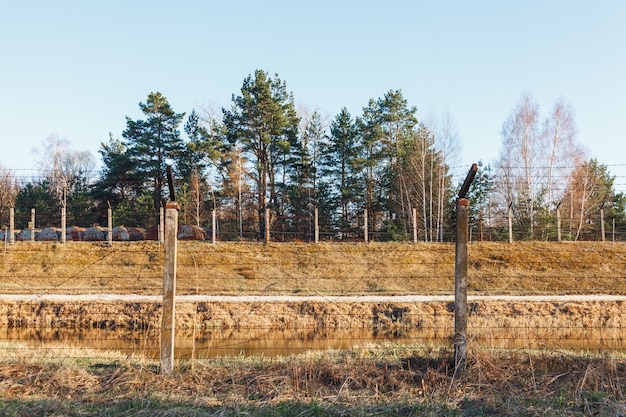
[1, 298, 624, 335]
[1, 241, 625, 296]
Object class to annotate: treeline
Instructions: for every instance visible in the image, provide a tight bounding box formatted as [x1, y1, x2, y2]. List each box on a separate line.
[0, 71, 624, 241]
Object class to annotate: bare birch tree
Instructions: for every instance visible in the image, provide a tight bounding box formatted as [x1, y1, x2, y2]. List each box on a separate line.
[542, 98, 585, 210]
[37, 135, 95, 207]
[496, 94, 587, 238]
[0, 165, 20, 227]
[496, 94, 541, 237]
[424, 110, 459, 241]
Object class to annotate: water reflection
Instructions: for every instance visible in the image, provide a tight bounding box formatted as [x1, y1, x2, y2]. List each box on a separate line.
[1, 327, 447, 358]
[1, 326, 624, 358]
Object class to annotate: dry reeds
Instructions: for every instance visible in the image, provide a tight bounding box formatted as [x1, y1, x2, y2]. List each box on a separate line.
[0, 344, 624, 416]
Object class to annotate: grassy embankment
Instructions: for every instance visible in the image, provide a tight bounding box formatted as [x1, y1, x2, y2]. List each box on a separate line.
[0, 241, 624, 415]
[0, 240, 624, 333]
[1, 240, 625, 296]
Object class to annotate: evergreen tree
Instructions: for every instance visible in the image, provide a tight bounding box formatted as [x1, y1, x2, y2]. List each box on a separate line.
[321, 107, 361, 233]
[91, 134, 146, 225]
[356, 99, 386, 236]
[287, 110, 324, 240]
[561, 159, 615, 240]
[465, 161, 495, 241]
[378, 90, 418, 235]
[223, 70, 299, 239]
[123, 92, 185, 218]
[14, 180, 57, 228]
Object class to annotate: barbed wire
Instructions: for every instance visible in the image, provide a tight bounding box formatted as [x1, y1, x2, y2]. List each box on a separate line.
[1, 241, 625, 361]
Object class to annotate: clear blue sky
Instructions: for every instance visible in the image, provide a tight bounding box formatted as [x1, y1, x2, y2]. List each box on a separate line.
[2, 1, 625, 190]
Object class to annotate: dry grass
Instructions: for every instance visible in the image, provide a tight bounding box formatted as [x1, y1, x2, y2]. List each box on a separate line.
[1, 241, 625, 415]
[1, 240, 625, 296]
[0, 342, 624, 416]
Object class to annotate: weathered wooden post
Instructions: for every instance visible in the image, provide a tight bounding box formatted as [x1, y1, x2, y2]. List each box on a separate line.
[364, 209, 368, 243]
[211, 209, 216, 244]
[9, 207, 14, 245]
[455, 163, 477, 374]
[600, 207, 606, 242]
[30, 208, 35, 242]
[412, 207, 418, 243]
[161, 166, 178, 375]
[507, 202, 513, 244]
[264, 207, 270, 244]
[61, 184, 67, 244]
[60, 204, 66, 244]
[556, 203, 562, 242]
[159, 204, 165, 244]
[613, 218, 616, 244]
[107, 202, 113, 247]
[314, 207, 319, 244]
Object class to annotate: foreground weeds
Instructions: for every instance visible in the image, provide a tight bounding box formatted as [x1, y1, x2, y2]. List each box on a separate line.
[0, 344, 624, 416]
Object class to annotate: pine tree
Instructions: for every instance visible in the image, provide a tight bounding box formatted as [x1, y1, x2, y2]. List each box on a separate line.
[321, 107, 361, 233]
[223, 70, 299, 239]
[123, 92, 185, 219]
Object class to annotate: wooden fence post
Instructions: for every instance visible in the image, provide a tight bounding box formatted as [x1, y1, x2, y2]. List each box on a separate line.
[600, 208, 606, 242]
[556, 206, 562, 242]
[265, 208, 270, 244]
[454, 164, 477, 374]
[314, 207, 319, 244]
[159, 205, 165, 244]
[9, 207, 14, 245]
[364, 209, 368, 243]
[30, 208, 35, 242]
[412, 207, 418, 243]
[61, 205, 66, 244]
[211, 209, 216, 244]
[160, 200, 179, 375]
[107, 204, 113, 247]
[612, 218, 615, 244]
[455, 198, 469, 372]
[508, 203, 513, 244]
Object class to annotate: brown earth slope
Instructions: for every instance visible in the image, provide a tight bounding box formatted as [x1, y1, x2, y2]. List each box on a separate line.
[0, 241, 624, 296]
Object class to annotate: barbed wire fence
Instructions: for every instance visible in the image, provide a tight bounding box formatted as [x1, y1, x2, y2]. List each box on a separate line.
[0, 164, 625, 370]
[0, 240, 624, 367]
[2, 164, 626, 244]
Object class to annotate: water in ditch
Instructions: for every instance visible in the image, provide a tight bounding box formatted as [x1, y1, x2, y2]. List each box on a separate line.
[1, 326, 624, 358]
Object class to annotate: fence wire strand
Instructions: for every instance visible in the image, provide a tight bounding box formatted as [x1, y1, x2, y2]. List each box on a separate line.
[0, 241, 625, 361]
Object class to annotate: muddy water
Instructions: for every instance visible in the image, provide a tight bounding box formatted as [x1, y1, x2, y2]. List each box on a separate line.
[0, 327, 447, 359]
[2, 326, 624, 358]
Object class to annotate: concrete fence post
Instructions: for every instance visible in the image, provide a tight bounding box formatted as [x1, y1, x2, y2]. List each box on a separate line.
[161, 200, 179, 375]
